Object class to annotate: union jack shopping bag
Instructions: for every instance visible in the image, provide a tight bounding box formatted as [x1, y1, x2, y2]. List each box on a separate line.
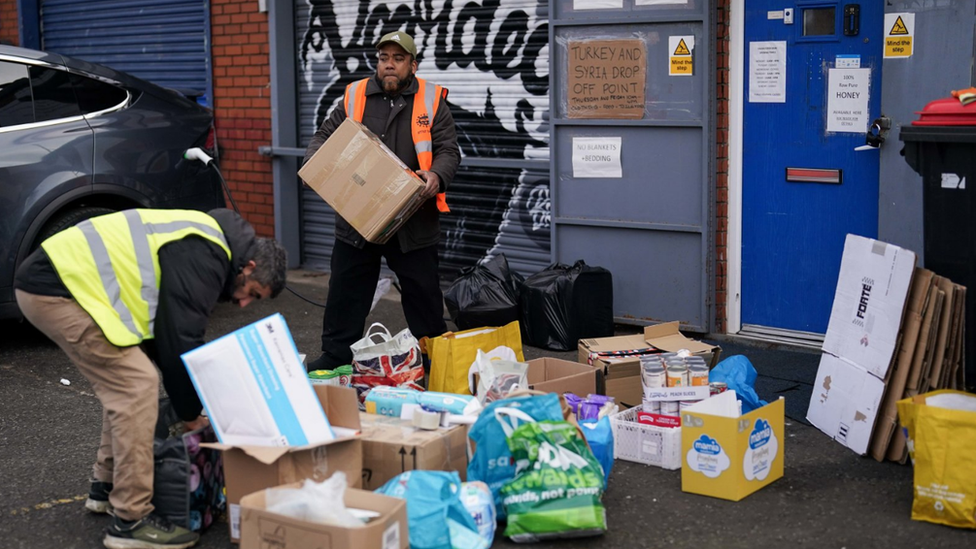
[350, 322, 424, 408]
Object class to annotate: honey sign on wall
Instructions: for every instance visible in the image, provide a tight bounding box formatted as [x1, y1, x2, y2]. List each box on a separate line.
[568, 39, 646, 119]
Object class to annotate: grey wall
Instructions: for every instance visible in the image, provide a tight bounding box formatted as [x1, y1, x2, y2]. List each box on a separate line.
[879, 0, 975, 263]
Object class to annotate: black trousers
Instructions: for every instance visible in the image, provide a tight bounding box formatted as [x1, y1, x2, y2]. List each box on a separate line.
[319, 238, 447, 367]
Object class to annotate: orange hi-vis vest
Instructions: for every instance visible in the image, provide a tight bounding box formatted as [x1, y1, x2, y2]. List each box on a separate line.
[344, 77, 450, 213]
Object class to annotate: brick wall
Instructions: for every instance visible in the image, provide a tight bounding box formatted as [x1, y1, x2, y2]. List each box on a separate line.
[0, 0, 19, 45]
[715, 0, 730, 333]
[210, 0, 275, 237]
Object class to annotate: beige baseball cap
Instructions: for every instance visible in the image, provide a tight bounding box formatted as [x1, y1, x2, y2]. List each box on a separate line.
[376, 31, 417, 57]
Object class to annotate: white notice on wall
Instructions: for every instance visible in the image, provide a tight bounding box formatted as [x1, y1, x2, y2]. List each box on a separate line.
[574, 0, 623, 10]
[572, 137, 622, 178]
[826, 68, 870, 133]
[749, 41, 786, 103]
[636, 0, 687, 5]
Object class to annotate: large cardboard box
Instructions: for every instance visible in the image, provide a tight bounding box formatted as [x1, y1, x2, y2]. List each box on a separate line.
[204, 385, 363, 543]
[681, 392, 785, 502]
[183, 313, 336, 447]
[240, 485, 408, 549]
[526, 357, 603, 396]
[360, 413, 467, 490]
[578, 323, 721, 407]
[298, 118, 426, 244]
[821, 235, 916, 380]
[806, 235, 916, 454]
[806, 354, 886, 455]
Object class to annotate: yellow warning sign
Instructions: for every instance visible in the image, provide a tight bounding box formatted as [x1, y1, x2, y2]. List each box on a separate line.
[669, 35, 694, 76]
[884, 13, 914, 58]
[673, 39, 691, 56]
[889, 16, 909, 36]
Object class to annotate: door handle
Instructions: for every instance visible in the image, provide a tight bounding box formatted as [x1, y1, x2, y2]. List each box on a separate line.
[864, 116, 891, 148]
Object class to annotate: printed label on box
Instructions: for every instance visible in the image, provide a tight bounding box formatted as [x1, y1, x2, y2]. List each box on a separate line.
[686, 434, 731, 478]
[637, 411, 682, 428]
[644, 386, 710, 401]
[383, 522, 401, 549]
[230, 503, 241, 540]
[743, 418, 778, 481]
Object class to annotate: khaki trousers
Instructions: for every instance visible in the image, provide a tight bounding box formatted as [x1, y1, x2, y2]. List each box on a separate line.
[16, 290, 158, 521]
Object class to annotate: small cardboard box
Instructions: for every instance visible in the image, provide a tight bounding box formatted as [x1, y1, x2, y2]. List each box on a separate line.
[240, 484, 408, 549]
[526, 357, 603, 396]
[681, 392, 785, 501]
[204, 385, 363, 543]
[299, 118, 426, 244]
[578, 323, 720, 407]
[359, 413, 467, 490]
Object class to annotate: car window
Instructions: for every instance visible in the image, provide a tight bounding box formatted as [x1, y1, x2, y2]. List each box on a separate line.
[69, 73, 128, 114]
[0, 61, 34, 127]
[29, 65, 81, 122]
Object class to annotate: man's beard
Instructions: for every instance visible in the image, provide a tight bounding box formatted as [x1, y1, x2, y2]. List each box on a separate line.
[381, 73, 413, 94]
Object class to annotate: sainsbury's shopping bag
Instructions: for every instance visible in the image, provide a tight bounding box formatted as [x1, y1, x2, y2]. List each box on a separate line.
[897, 390, 976, 529]
[500, 421, 607, 542]
[466, 392, 564, 519]
[350, 323, 424, 406]
[153, 399, 225, 532]
[428, 321, 523, 395]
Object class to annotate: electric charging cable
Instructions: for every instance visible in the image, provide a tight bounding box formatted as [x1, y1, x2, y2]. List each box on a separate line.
[183, 147, 329, 308]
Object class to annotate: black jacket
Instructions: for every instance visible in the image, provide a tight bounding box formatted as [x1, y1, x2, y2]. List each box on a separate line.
[303, 74, 461, 252]
[15, 208, 257, 421]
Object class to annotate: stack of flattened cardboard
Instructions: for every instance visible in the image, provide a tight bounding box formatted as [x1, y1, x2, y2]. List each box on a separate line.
[805, 235, 967, 461]
[869, 269, 967, 462]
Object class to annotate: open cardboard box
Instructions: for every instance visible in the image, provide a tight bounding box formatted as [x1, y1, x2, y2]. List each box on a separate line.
[203, 384, 363, 543]
[578, 322, 721, 407]
[681, 392, 785, 502]
[239, 483, 408, 549]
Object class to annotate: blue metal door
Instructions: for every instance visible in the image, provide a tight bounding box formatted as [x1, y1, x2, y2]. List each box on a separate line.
[742, 0, 883, 335]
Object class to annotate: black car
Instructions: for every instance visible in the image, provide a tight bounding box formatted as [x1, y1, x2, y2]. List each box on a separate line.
[0, 45, 224, 319]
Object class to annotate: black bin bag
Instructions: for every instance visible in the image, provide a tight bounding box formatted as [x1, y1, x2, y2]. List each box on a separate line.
[520, 260, 614, 351]
[153, 398, 225, 532]
[445, 253, 524, 331]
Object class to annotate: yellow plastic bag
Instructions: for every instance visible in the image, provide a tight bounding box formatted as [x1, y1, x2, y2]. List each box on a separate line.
[896, 390, 976, 529]
[427, 321, 524, 395]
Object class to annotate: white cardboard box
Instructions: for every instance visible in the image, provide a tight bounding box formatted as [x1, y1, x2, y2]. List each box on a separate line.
[806, 353, 886, 455]
[807, 235, 916, 454]
[182, 313, 338, 447]
[821, 235, 916, 380]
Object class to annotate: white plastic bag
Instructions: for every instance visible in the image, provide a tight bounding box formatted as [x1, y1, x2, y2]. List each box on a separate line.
[467, 348, 528, 405]
[265, 472, 361, 527]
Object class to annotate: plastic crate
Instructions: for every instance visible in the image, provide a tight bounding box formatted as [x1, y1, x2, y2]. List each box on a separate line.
[609, 407, 682, 470]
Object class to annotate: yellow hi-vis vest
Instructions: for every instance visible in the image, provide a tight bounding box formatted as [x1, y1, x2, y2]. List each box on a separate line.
[42, 209, 231, 347]
[343, 76, 450, 213]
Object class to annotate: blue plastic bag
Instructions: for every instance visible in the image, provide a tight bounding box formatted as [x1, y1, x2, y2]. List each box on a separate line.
[579, 416, 614, 485]
[466, 392, 564, 518]
[375, 471, 487, 549]
[709, 355, 768, 413]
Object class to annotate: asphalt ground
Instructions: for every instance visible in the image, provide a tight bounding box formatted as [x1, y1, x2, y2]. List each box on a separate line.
[1, 270, 973, 548]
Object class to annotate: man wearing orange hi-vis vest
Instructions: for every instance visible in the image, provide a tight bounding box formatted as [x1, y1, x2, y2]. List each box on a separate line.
[303, 30, 461, 372]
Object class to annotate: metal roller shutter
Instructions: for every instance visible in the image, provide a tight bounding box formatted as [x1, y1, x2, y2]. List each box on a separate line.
[40, 0, 210, 98]
[296, 0, 551, 280]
